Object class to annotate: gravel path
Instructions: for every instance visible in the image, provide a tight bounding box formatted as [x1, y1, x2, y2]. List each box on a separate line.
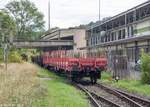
[40, 77, 52, 80]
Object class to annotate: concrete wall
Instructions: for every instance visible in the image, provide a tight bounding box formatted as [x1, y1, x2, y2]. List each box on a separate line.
[42, 28, 87, 51]
[74, 29, 86, 50]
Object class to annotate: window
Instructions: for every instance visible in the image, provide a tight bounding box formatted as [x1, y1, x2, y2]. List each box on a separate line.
[101, 36, 104, 43]
[114, 32, 117, 40]
[93, 37, 96, 45]
[131, 26, 134, 36]
[127, 26, 134, 37]
[111, 32, 114, 41]
[105, 35, 108, 42]
[136, 4, 150, 21]
[118, 30, 122, 40]
[127, 48, 135, 62]
[91, 38, 92, 45]
[108, 34, 111, 42]
[122, 29, 126, 39]
[95, 36, 97, 45]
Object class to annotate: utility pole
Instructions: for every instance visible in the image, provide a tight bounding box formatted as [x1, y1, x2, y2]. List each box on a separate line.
[99, 0, 101, 22]
[99, 0, 101, 42]
[48, 0, 51, 30]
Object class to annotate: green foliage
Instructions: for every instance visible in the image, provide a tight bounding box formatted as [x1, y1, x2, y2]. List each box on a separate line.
[16, 49, 39, 62]
[112, 80, 150, 96]
[8, 49, 22, 63]
[0, 48, 22, 63]
[141, 52, 150, 84]
[34, 68, 90, 107]
[100, 72, 150, 96]
[0, 11, 16, 42]
[5, 0, 45, 40]
[101, 71, 112, 80]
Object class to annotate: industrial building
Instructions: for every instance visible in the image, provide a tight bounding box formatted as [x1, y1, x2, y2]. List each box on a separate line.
[41, 27, 86, 50]
[86, 1, 150, 78]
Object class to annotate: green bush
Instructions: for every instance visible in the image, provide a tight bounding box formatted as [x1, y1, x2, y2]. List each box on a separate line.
[8, 49, 22, 63]
[17, 49, 38, 62]
[141, 52, 150, 84]
[0, 48, 22, 63]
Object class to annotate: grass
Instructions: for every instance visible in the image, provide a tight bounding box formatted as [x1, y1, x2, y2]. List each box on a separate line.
[35, 68, 90, 107]
[99, 71, 150, 96]
[0, 63, 90, 107]
[0, 63, 41, 106]
[112, 80, 150, 96]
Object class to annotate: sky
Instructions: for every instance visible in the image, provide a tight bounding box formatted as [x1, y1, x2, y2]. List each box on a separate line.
[0, 0, 148, 30]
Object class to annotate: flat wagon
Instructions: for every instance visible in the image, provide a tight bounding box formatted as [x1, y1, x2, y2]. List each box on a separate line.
[33, 50, 107, 83]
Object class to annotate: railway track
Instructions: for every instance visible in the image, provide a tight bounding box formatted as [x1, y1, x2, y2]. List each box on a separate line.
[76, 84, 120, 107]
[76, 82, 146, 107]
[116, 89, 150, 107]
[98, 84, 150, 107]
[96, 83, 150, 107]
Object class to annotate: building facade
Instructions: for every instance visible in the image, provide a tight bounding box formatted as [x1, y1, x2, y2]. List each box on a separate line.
[41, 28, 87, 50]
[86, 1, 150, 78]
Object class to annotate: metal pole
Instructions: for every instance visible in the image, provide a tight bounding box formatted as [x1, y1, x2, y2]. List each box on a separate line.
[99, 0, 101, 21]
[48, 0, 51, 30]
[99, 0, 101, 43]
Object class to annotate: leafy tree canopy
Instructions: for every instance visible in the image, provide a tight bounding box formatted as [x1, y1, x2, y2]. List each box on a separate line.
[5, 0, 45, 40]
[0, 11, 16, 44]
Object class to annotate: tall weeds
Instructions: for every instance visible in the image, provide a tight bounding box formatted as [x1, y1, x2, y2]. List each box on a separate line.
[0, 63, 47, 107]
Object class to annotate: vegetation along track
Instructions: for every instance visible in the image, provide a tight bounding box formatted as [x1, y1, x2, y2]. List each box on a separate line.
[96, 83, 150, 107]
[76, 82, 145, 107]
[114, 86, 150, 107]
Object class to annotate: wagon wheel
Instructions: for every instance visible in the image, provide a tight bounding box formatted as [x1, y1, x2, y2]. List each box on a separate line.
[75, 76, 81, 83]
[90, 71, 97, 84]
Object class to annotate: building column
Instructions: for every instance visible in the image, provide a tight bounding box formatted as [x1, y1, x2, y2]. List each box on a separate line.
[135, 41, 139, 63]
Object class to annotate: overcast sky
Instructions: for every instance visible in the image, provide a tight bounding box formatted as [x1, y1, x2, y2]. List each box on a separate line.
[0, 0, 148, 29]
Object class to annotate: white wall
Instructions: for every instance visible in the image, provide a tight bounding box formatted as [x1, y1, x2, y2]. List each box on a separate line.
[74, 29, 86, 50]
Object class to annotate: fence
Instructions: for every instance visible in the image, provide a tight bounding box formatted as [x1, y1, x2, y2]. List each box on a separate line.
[112, 55, 130, 79]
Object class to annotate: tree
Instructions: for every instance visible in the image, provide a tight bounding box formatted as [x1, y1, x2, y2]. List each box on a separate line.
[88, 21, 94, 26]
[0, 11, 16, 44]
[141, 51, 150, 84]
[0, 11, 16, 66]
[5, 0, 45, 40]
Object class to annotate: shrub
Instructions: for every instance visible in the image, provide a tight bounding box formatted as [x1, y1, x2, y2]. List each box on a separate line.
[0, 48, 22, 63]
[8, 50, 22, 63]
[17, 49, 38, 62]
[141, 52, 150, 84]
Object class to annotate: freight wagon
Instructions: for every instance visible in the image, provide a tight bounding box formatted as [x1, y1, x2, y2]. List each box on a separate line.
[33, 50, 107, 84]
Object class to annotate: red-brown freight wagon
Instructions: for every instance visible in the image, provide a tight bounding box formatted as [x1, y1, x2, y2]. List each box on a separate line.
[36, 50, 107, 83]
